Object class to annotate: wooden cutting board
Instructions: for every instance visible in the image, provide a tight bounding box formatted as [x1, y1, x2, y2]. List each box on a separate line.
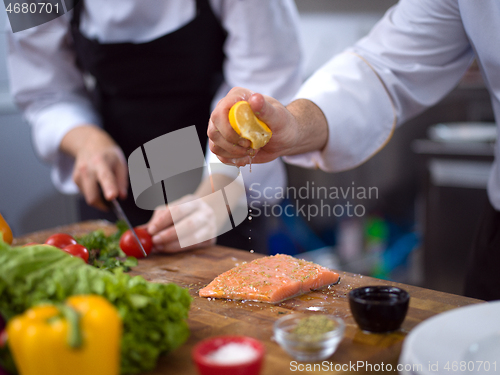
[15, 221, 483, 375]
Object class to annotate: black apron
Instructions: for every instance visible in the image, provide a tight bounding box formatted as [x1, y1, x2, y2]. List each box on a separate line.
[464, 199, 500, 300]
[71, 0, 226, 226]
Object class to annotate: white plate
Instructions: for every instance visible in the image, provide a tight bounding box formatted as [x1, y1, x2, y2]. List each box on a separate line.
[428, 122, 497, 143]
[399, 302, 500, 375]
[463, 333, 500, 363]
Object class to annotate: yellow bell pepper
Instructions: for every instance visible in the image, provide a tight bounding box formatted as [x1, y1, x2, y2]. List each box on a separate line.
[6, 295, 122, 375]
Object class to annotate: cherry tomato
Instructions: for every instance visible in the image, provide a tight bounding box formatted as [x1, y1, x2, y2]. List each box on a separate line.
[119, 228, 152, 258]
[45, 233, 77, 249]
[62, 244, 89, 263]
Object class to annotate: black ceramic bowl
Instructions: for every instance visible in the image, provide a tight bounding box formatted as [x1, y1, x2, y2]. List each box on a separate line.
[348, 286, 410, 333]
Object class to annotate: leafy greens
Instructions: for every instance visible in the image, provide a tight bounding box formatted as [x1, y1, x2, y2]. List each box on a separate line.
[75, 220, 138, 272]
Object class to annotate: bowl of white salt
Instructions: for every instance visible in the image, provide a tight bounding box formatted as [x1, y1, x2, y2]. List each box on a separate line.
[192, 335, 265, 375]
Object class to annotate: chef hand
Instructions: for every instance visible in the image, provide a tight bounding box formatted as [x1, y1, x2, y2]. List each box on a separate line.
[208, 87, 294, 166]
[60, 125, 128, 210]
[146, 194, 217, 253]
[208, 87, 329, 166]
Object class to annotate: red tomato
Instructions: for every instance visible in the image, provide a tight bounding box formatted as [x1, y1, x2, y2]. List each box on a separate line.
[119, 228, 152, 258]
[62, 244, 89, 263]
[45, 233, 77, 249]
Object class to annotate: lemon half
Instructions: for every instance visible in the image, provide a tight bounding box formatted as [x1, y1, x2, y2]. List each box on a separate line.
[228, 101, 272, 149]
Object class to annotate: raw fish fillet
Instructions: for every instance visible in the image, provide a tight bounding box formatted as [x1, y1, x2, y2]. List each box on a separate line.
[199, 254, 340, 303]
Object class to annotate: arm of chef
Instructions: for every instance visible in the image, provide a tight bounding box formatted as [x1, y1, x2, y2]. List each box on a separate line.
[6, 13, 101, 194]
[205, 0, 302, 204]
[283, 0, 475, 172]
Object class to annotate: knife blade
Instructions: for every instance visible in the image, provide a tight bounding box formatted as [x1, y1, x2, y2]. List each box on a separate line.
[111, 199, 148, 257]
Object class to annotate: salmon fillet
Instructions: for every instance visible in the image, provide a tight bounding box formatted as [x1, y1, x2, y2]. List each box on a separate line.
[199, 254, 340, 303]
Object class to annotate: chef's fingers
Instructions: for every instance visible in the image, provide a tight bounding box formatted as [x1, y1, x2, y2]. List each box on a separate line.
[247, 93, 282, 131]
[208, 138, 254, 164]
[154, 219, 216, 253]
[173, 208, 217, 245]
[78, 171, 109, 211]
[95, 162, 121, 203]
[148, 194, 201, 243]
[112, 150, 129, 199]
[153, 203, 217, 253]
[168, 196, 205, 220]
[72, 157, 105, 210]
[94, 146, 130, 202]
[147, 206, 174, 238]
[207, 120, 250, 158]
[209, 87, 254, 148]
[151, 225, 178, 249]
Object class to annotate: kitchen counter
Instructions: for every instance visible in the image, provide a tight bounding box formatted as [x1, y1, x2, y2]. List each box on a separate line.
[14, 221, 483, 375]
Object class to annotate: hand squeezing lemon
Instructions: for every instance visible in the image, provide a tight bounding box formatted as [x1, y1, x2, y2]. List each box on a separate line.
[228, 101, 272, 149]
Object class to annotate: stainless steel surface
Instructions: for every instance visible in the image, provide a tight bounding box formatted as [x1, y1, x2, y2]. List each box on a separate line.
[111, 199, 148, 257]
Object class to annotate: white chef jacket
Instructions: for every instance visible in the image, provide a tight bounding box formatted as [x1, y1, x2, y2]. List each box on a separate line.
[7, 0, 302, 203]
[285, 0, 500, 210]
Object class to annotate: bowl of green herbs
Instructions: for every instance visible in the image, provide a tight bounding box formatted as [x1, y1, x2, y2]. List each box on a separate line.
[273, 313, 345, 362]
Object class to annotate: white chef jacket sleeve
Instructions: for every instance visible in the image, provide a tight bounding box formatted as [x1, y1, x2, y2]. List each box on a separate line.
[206, 0, 302, 205]
[211, 0, 302, 106]
[284, 0, 475, 172]
[6, 13, 101, 194]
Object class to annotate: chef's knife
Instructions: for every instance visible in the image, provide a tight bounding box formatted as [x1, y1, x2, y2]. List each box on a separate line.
[110, 198, 148, 257]
[98, 187, 148, 257]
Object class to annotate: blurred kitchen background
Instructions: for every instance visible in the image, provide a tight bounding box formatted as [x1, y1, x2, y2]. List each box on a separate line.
[0, 0, 495, 296]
